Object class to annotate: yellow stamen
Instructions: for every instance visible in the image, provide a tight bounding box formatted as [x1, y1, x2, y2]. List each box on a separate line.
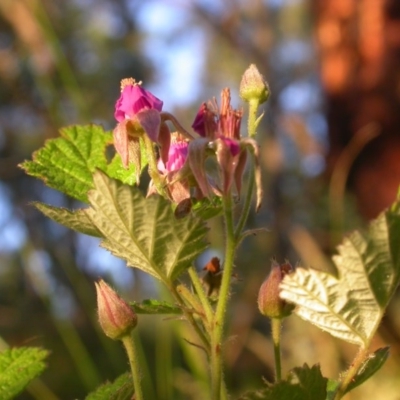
[120, 78, 143, 92]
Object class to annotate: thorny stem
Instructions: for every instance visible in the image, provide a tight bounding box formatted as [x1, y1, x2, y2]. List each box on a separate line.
[170, 284, 211, 354]
[210, 193, 236, 400]
[271, 318, 282, 382]
[121, 332, 144, 400]
[188, 266, 214, 324]
[334, 346, 369, 400]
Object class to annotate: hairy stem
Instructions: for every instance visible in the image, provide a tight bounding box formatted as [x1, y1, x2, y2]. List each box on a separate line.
[210, 193, 236, 400]
[121, 332, 144, 400]
[188, 266, 214, 323]
[334, 346, 369, 400]
[271, 318, 282, 382]
[170, 284, 210, 353]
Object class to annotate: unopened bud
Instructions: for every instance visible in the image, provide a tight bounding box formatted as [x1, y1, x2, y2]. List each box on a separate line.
[258, 259, 294, 319]
[95, 280, 137, 340]
[240, 64, 270, 104]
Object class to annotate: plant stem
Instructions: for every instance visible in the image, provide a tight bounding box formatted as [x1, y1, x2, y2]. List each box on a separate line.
[235, 164, 255, 239]
[210, 193, 236, 400]
[121, 332, 144, 400]
[188, 266, 214, 323]
[170, 284, 211, 353]
[334, 346, 369, 400]
[247, 99, 260, 138]
[271, 318, 282, 381]
[235, 98, 260, 238]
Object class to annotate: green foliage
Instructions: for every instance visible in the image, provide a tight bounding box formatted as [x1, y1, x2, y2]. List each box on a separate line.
[192, 197, 223, 220]
[344, 347, 389, 394]
[84, 171, 209, 282]
[0, 347, 49, 400]
[280, 203, 400, 346]
[34, 202, 102, 237]
[239, 364, 327, 400]
[130, 299, 183, 314]
[85, 373, 134, 400]
[325, 380, 340, 400]
[20, 125, 146, 203]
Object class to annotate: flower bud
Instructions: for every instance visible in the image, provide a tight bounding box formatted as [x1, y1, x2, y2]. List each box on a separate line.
[239, 64, 270, 104]
[258, 259, 295, 319]
[95, 280, 137, 340]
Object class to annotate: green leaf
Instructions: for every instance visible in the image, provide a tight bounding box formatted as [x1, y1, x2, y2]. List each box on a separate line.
[85, 373, 133, 400]
[21, 125, 113, 202]
[280, 204, 400, 346]
[20, 125, 147, 202]
[105, 138, 149, 186]
[326, 379, 339, 400]
[192, 197, 223, 220]
[85, 170, 209, 282]
[0, 347, 49, 400]
[130, 299, 183, 314]
[238, 364, 327, 400]
[344, 347, 390, 394]
[34, 202, 102, 237]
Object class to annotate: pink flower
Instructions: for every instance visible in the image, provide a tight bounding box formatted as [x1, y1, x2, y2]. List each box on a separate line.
[189, 89, 245, 196]
[114, 83, 163, 123]
[113, 78, 170, 169]
[155, 133, 191, 204]
[158, 134, 188, 173]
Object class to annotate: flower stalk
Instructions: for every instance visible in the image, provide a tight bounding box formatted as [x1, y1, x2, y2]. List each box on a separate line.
[121, 332, 144, 400]
[271, 318, 282, 382]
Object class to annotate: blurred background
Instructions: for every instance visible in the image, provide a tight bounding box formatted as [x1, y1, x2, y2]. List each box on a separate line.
[1, 0, 400, 398]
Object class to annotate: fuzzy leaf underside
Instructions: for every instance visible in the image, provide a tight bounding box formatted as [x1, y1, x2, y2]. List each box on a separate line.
[238, 364, 327, 400]
[20, 125, 146, 203]
[34, 202, 102, 237]
[85, 171, 209, 282]
[0, 347, 49, 400]
[280, 203, 400, 346]
[130, 299, 183, 314]
[85, 373, 133, 400]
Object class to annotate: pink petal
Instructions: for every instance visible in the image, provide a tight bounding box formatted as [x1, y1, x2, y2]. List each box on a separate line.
[135, 109, 161, 142]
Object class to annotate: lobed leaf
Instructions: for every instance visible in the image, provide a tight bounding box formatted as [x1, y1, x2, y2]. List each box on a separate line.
[238, 364, 327, 400]
[85, 170, 209, 282]
[34, 202, 102, 237]
[20, 125, 146, 203]
[21, 125, 112, 202]
[280, 204, 400, 346]
[85, 373, 133, 400]
[0, 347, 49, 400]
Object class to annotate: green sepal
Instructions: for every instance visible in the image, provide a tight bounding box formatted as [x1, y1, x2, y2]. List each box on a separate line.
[130, 299, 182, 314]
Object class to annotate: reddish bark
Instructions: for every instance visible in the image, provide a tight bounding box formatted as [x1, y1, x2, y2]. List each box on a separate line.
[314, 0, 400, 218]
